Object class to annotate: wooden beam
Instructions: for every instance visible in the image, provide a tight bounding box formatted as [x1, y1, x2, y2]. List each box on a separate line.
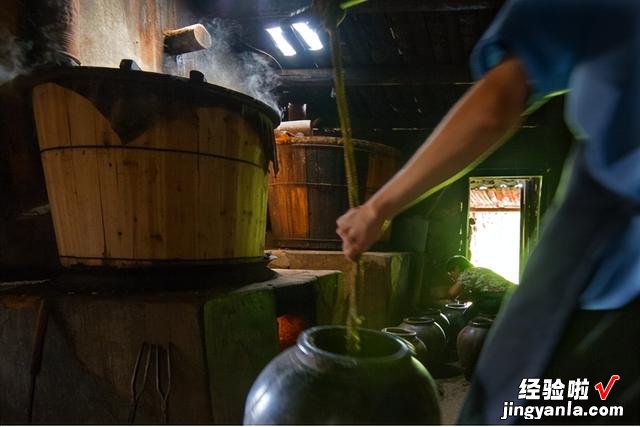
[278, 66, 472, 87]
[352, 0, 505, 13]
[317, 117, 545, 132]
[200, 0, 311, 20]
[202, 0, 504, 20]
[318, 115, 444, 131]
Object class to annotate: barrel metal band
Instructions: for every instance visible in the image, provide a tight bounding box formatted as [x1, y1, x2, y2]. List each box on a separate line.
[39, 145, 264, 170]
[58, 255, 266, 264]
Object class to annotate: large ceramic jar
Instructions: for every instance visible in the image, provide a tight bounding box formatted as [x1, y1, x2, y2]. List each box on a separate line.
[381, 327, 429, 370]
[398, 317, 446, 369]
[457, 317, 493, 380]
[416, 308, 451, 339]
[244, 326, 441, 425]
[442, 303, 470, 347]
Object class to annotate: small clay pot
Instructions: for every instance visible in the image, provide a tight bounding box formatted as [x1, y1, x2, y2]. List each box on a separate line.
[398, 317, 446, 369]
[381, 327, 429, 370]
[457, 317, 493, 380]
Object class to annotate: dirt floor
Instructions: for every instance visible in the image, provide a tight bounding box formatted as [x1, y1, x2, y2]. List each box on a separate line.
[438, 374, 471, 424]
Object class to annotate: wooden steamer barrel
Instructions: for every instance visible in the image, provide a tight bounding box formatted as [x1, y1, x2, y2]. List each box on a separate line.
[268, 136, 401, 249]
[31, 67, 280, 269]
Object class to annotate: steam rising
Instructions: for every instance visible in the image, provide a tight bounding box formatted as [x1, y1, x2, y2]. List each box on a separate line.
[0, 27, 31, 85]
[180, 19, 282, 113]
[1, 15, 282, 115]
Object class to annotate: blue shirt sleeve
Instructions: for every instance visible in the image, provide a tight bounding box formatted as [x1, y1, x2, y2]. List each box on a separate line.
[470, 0, 636, 105]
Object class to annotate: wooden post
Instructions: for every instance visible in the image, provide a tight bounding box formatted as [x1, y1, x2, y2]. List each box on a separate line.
[164, 24, 212, 55]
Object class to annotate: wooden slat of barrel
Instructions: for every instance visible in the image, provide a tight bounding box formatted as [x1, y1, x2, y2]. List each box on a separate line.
[366, 150, 398, 200]
[304, 144, 368, 242]
[31, 84, 74, 149]
[271, 144, 309, 240]
[33, 82, 268, 267]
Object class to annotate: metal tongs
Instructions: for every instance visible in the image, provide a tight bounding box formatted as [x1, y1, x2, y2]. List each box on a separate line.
[155, 344, 172, 425]
[128, 342, 172, 424]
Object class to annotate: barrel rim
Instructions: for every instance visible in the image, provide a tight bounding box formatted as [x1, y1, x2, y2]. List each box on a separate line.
[14, 65, 281, 126]
[275, 136, 402, 158]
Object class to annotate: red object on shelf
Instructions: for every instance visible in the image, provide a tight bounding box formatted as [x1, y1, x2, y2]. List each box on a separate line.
[277, 314, 307, 349]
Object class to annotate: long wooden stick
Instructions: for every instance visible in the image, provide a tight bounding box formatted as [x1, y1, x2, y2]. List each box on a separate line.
[326, 19, 363, 354]
[327, 24, 359, 209]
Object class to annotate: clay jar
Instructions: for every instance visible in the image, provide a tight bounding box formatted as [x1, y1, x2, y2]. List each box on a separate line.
[398, 317, 446, 369]
[442, 303, 470, 348]
[416, 308, 451, 340]
[381, 327, 429, 370]
[244, 326, 441, 425]
[457, 317, 493, 380]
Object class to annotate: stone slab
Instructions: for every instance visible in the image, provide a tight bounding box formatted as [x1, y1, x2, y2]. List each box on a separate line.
[268, 250, 422, 329]
[0, 269, 342, 425]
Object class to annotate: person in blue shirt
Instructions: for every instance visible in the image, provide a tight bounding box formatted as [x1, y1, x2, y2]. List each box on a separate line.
[336, 0, 639, 423]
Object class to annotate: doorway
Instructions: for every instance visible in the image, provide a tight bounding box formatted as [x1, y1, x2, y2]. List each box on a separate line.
[467, 176, 542, 283]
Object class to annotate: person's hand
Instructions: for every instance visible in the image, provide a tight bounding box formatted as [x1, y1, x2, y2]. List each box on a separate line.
[336, 203, 385, 261]
[448, 281, 463, 299]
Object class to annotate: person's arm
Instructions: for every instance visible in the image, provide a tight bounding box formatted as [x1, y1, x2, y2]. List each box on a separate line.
[449, 281, 464, 299]
[336, 57, 529, 261]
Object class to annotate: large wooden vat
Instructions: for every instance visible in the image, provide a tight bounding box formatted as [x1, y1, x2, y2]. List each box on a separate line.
[268, 136, 401, 249]
[32, 67, 279, 268]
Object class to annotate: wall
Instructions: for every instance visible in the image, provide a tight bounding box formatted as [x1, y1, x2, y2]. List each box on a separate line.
[77, 0, 194, 72]
[0, 0, 212, 74]
[387, 97, 575, 305]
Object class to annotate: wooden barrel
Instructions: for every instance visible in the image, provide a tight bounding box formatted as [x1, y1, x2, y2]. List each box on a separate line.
[268, 136, 401, 249]
[32, 67, 279, 268]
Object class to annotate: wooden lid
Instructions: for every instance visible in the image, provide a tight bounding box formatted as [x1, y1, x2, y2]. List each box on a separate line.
[25, 65, 280, 123]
